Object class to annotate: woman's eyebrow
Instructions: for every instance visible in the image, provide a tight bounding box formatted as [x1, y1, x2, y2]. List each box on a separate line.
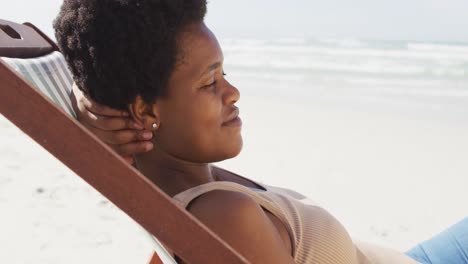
[199, 62, 221, 78]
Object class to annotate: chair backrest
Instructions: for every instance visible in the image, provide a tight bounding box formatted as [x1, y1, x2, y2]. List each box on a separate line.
[2, 51, 76, 118]
[1, 45, 176, 264]
[0, 19, 247, 264]
[0, 19, 53, 58]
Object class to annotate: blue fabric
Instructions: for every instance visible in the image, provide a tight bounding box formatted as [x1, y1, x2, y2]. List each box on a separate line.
[406, 218, 468, 264]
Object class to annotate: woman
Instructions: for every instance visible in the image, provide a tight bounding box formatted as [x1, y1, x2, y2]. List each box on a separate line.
[54, 0, 467, 263]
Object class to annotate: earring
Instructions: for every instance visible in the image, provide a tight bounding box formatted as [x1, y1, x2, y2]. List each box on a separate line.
[152, 122, 158, 129]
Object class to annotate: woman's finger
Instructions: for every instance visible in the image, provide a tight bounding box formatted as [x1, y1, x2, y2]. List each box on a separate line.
[94, 129, 153, 145]
[80, 91, 130, 117]
[81, 109, 143, 131]
[83, 125, 147, 161]
[110, 130, 153, 145]
[74, 84, 143, 131]
[93, 115, 142, 131]
[112, 141, 154, 156]
[73, 82, 130, 117]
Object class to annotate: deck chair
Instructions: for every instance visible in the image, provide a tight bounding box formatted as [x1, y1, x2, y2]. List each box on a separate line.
[0, 19, 247, 264]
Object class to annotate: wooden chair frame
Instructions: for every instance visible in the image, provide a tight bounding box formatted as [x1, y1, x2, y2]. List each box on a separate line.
[0, 19, 247, 264]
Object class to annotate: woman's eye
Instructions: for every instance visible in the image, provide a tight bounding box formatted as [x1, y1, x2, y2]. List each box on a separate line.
[201, 81, 216, 89]
[200, 71, 226, 90]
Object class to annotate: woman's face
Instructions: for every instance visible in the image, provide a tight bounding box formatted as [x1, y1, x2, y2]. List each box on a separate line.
[152, 23, 242, 163]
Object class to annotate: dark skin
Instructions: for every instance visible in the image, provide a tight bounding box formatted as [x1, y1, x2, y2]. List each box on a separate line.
[74, 23, 294, 263]
[72, 83, 153, 164]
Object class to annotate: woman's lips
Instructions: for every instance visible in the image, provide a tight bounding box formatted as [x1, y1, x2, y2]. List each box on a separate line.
[222, 116, 242, 127]
[222, 108, 242, 127]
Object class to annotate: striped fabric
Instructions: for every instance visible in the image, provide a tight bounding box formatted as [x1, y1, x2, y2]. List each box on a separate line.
[1, 51, 76, 118]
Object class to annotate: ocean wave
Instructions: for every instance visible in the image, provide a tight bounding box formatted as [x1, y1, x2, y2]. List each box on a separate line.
[314, 38, 369, 48]
[225, 57, 467, 77]
[275, 38, 308, 45]
[408, 43, 468, 54]
[230, 68, 467, 86]
[221, 40, 468, 61]
[221, 38, 468, 104]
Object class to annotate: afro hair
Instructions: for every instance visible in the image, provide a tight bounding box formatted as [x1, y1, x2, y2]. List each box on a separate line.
[54, 0, 207, 109]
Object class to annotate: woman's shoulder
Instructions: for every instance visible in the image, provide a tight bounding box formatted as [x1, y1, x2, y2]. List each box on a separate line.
[187, 188, 263, 218]
[186, 189, 295, 263]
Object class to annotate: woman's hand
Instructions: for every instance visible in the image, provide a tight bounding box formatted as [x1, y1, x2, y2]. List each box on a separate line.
[71, 84, 154, 164]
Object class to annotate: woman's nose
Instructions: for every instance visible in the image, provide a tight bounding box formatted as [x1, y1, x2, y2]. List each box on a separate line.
[223, 80, 240, 105]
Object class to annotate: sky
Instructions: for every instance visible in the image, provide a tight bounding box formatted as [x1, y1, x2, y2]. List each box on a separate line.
[0, 0, 467, 43]
[206, 0, 468, 42]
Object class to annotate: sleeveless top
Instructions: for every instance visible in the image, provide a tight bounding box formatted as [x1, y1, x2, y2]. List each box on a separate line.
[173, 181, 421, 264]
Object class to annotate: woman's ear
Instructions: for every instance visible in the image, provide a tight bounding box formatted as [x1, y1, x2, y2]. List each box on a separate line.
[128, 96, 160, 131]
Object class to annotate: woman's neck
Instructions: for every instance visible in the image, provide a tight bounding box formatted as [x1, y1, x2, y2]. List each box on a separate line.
[134, 144, 216, 197]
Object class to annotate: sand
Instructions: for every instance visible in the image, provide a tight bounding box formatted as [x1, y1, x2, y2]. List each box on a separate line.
[1, 94, 467, 263]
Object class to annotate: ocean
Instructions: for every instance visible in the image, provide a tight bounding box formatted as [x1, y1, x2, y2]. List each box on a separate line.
[221, 38, 468, 120]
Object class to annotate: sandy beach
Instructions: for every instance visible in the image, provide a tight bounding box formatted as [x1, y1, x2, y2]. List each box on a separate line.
[1, 89, 467, 263]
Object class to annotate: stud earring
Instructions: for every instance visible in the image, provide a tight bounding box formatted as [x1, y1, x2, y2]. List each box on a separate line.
[152, 122, 158, 129]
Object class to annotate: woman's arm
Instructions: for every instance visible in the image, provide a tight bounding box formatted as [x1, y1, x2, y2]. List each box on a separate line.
[186, 190, 295, 264]
[71, 84, 154, 164]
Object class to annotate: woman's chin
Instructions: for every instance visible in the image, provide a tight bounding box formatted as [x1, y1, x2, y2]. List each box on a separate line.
[212, 138, 243, 162]
[226, 138, 244, 159]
